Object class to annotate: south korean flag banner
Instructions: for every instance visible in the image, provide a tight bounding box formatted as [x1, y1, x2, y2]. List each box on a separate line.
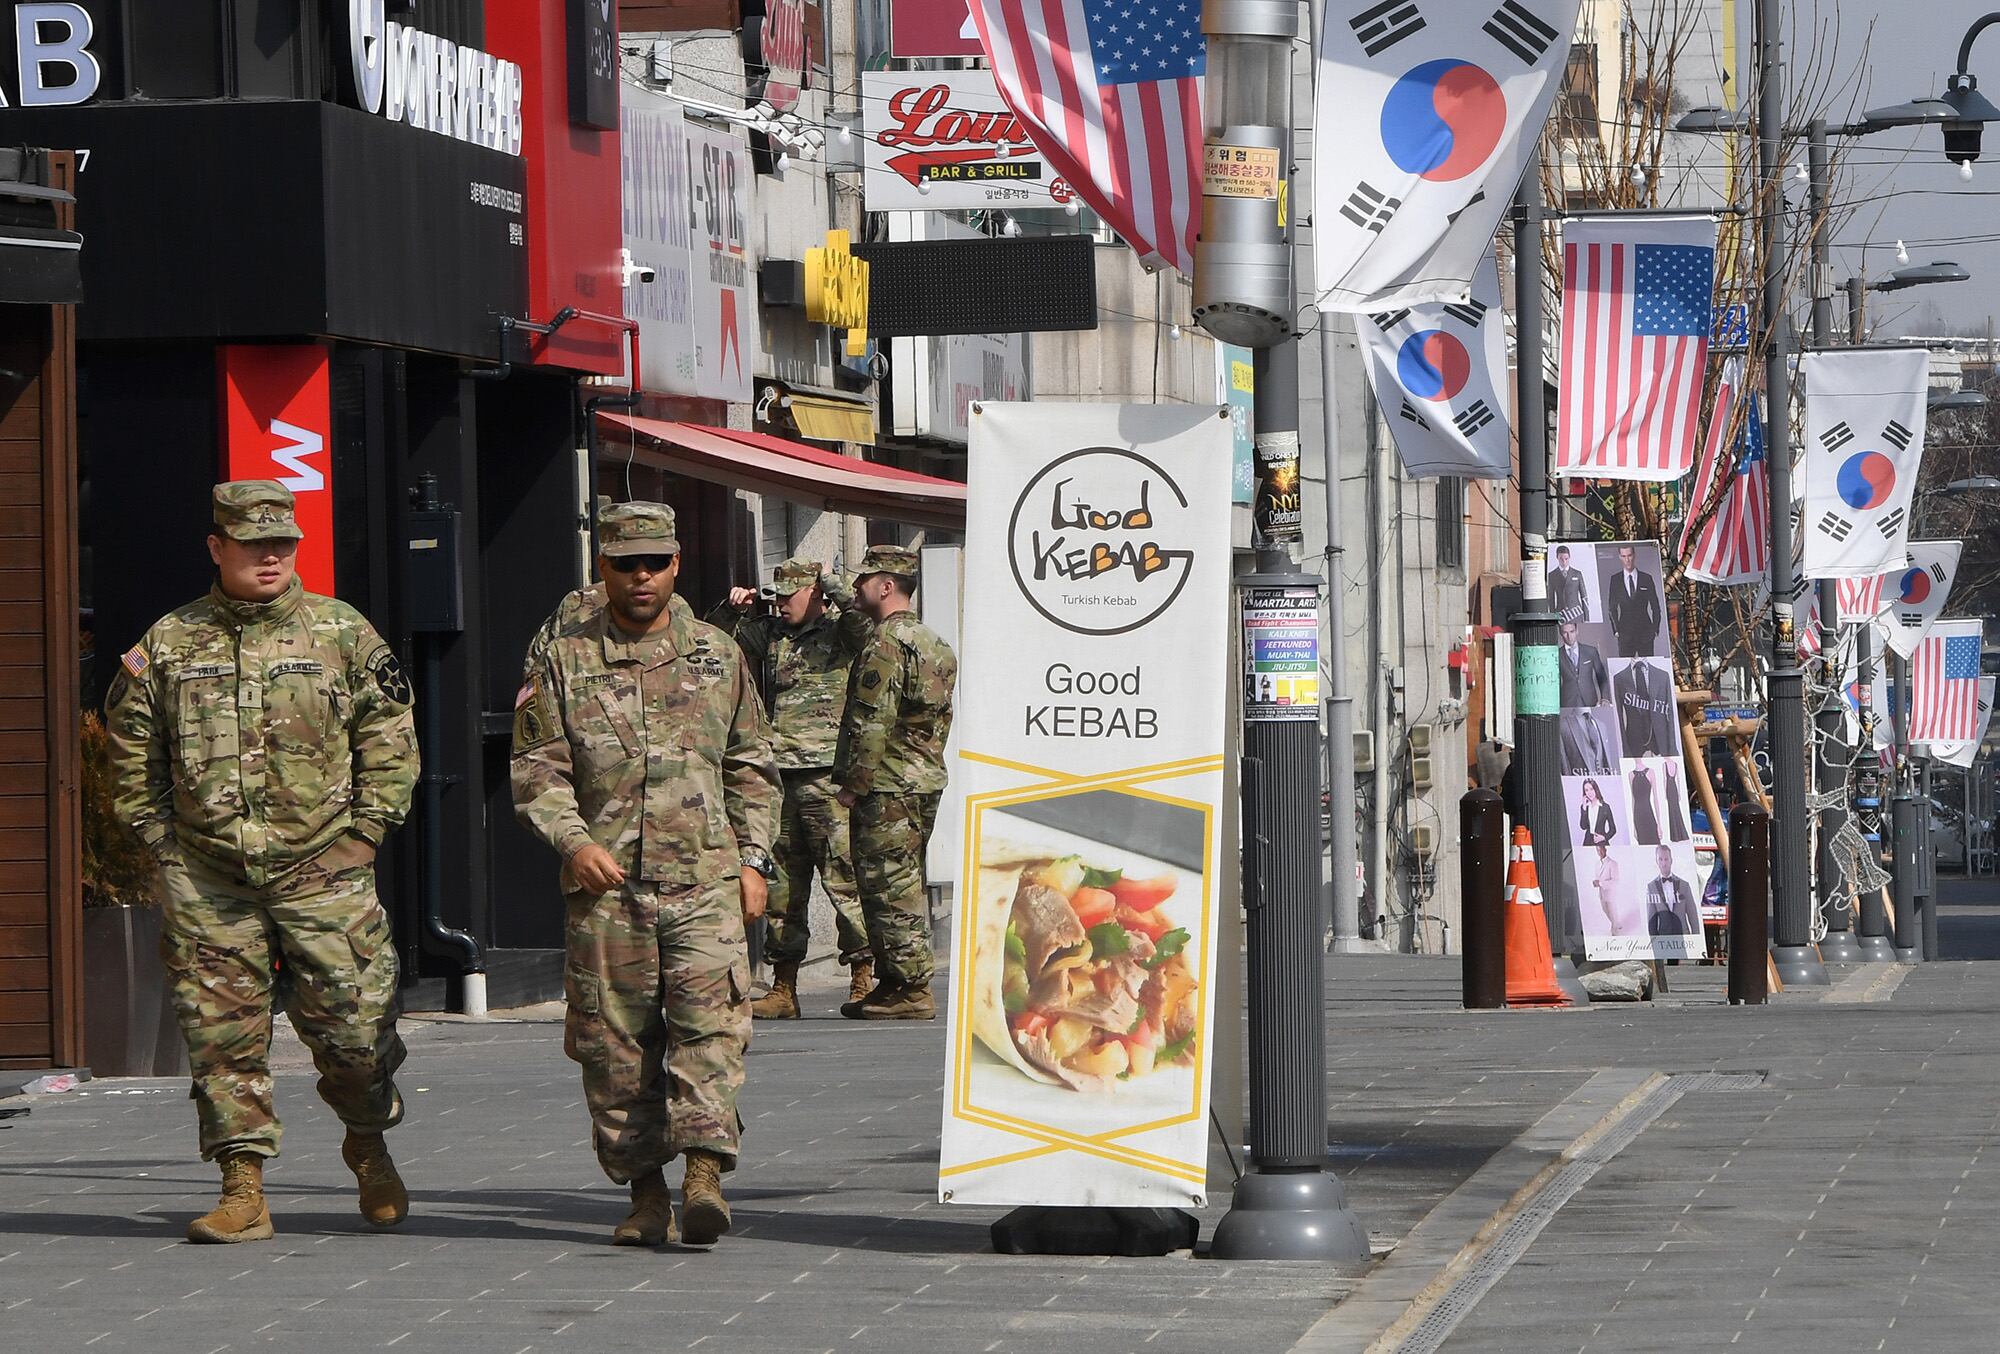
[1800, 348, 1929, 580]
[1359, 251, 1510, 478]
[1314, 0, 1582, 312]
[1873, 539, 1963, 659]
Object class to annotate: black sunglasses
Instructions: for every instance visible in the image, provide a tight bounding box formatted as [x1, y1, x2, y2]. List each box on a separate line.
[605, 554, 677, 575]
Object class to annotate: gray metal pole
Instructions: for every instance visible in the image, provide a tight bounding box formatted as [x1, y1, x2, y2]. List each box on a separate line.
[1759, 0, 1827, 984]
[1510, 158, 1587, 1003]
[1920, 756, 1940, 961]
[1806, 121, 1862, 962]
[1321, 328, 1362, 951]
[1889, 649, 1919, 960]
[1212, 342, 1370, 1263]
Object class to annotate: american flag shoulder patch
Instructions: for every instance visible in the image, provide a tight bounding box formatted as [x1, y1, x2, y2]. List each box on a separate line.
[121, 646, 149, 679]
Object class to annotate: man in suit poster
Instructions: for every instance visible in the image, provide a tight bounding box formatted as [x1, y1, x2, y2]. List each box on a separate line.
[1614, 659, 1679, 758]
[1550, 545, 1590, 624]
[1560, 708, 1616, 776]
[1604, 544, 1663, 656]
[1558, 622, 1611, 708]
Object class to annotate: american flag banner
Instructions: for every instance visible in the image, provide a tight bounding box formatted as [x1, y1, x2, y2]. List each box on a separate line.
[1681, 357, 1769, 584]
[1908, 619, 1985, 745]
[1800, 348, 1930, 580]
[1838, 573, 1887, 623]
[1930, 676, 1997, 767]
[1556, 215, 1717, 480]
[968, 0, 1204, 273]
[1874, 539, 1963, 659]
[1313, 0, 1582, 311]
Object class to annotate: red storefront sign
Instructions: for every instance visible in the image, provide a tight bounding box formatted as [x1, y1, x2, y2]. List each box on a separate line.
[745, 0, 808, 111]
[217, 345, 335, 593]
[489, 0, 629, 378]
[891, 0, 982, 58]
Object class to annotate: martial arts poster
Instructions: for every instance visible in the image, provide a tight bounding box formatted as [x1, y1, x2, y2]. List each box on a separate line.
[1550, 540, 1707, 961]
[941, 402, 1232, 1208]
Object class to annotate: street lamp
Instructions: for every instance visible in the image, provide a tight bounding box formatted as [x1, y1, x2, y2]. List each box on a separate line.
[1930, 389, 1990, 412]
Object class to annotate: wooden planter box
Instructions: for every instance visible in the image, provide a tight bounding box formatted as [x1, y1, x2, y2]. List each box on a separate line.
[82, 906, 185, 1078]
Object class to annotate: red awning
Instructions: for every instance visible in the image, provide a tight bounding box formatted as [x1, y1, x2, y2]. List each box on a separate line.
[597, 412, 966, 530]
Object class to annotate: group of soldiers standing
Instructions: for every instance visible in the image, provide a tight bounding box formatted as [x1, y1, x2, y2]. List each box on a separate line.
[104, 482, 957, 1253]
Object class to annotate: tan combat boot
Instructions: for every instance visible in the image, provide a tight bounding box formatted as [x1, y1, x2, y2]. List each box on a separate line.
[342, 1130, 409, 1228]
[680, 1149, 732, 1246]
[847, 958, 875, 1005]
[842, 980, 936, 1021]
[750, 961, 800, 1020]
[612, 1169, 677, 1246]
[186, 1151, 274, 1244]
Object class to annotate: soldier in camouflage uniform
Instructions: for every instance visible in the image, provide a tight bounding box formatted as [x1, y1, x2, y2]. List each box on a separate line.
[104, 482, 419, 1244]
[709, 557, 874, 1016]
[512, 502, 780, 1248]
[833, 546, 957, 1021]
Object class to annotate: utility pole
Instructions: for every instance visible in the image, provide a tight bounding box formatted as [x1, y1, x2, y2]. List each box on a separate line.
[1510, 156, 1587, 996]
[1758, 0, 1828, 985]
[1805, 120, 1863, 962]
[1194, 0, 1368, 1262]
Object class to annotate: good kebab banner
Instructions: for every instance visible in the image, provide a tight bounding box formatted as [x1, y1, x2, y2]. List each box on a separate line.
[943, 403, 1231, 1208]
[1550, 539, 1706, 962]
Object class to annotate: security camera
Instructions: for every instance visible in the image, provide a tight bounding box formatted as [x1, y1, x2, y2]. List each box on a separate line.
[619, 248, 658, 288]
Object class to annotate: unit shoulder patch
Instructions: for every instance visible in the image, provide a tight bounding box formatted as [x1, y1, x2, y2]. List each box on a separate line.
[366, 646, 413, 706]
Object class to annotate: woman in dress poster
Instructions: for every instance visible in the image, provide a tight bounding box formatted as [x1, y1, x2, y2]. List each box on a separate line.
[1577, 777, 1617, 846]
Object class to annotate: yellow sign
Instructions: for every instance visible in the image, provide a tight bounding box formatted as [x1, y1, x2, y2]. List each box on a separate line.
[805, 228, 870, 358]
[1201, 143, 1279, 200]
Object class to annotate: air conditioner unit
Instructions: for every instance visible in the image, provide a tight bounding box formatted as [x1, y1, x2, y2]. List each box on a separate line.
[1353, 729, 1375, 773]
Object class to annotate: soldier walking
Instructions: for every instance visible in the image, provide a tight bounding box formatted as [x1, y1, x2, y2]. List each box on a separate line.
[512, 503, 780, 1248]
[105, 482, 418, 1244]
[834, 546, 958, 1020]
[710, 558, 874, 1017]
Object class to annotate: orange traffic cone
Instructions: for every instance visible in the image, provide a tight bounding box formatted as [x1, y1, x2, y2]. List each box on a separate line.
[1504, 826, 1569, 1008]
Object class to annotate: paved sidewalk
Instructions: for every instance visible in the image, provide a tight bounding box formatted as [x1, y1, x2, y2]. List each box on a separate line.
[4, 890, 1999, 1353]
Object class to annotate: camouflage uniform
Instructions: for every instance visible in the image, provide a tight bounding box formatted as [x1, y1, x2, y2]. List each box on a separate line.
[708, 558, 872, 967]
[513, 503, 780, 1183]
[104, 482, 418, 1162]
[833, 547, 957, 988]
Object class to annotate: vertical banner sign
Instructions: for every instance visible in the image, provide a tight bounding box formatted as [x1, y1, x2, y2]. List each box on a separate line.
[943, 403, 1232, 1208]
[1244, 585, 1322, 721]
[1254, 431, 1303, 542]
[567, 0, 619, 129]
[1800, 348, 1930, 580]
[1218, 345, 1256, 505]
[219, 345, 335, 594]
[1551, 540, 1706, 962]
[687, 121, 755, 405]
[622, 85, 698, 395]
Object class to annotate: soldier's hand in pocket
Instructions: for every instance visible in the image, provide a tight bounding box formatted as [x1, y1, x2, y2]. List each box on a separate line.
[567, 843, 627, 895]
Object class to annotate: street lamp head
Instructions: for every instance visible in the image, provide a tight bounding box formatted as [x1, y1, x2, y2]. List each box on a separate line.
[1673, 106, 1746, 134]
[1874, 261, 1973, 291]
[1943, 72, 2000, 168]
[1929, 389, 1989, 411]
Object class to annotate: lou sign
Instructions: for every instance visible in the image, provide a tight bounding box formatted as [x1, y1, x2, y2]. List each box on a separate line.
[943, 402, 1231, 1209]
[862, 70, 1071, 211]
[219, 345, 335, 593]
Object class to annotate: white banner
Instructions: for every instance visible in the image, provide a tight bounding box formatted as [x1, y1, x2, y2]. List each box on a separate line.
[1314, 0, 1581, 312]
[1800, 348, 1929, 579]
[622, 86, 699, 396]
[1873, 540, 1963, 659]
[1360, 252, 1511, 478]
[688, 121, 756, 405]
[863, 70, 1070, 212]
[942, 403, 1231, 1209]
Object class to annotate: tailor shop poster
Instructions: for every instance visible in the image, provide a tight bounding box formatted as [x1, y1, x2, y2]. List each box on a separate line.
[1551, 539, 1706, 962]
[941, 402, 1231, 1208]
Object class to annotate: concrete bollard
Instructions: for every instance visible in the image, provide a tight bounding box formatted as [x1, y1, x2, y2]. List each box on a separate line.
[1728, 804, 1771, 1005]
[1460, 789, 1507, 1009]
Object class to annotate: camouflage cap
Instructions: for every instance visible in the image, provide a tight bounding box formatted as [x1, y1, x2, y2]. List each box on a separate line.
[857, 544, 920, 580]
[598, 501, 680, 557]
[772, 556, 822, 595]
[212, 480, 304, 542]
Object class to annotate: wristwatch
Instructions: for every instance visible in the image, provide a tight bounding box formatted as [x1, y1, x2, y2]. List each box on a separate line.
[740, 846, 775, 878]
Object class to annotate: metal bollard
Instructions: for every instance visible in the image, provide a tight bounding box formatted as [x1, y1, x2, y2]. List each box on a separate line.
[1728, 804, 1771, 1005]
[1891, 794, 1919, 961]
[1460, 789, 1507, 1009]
